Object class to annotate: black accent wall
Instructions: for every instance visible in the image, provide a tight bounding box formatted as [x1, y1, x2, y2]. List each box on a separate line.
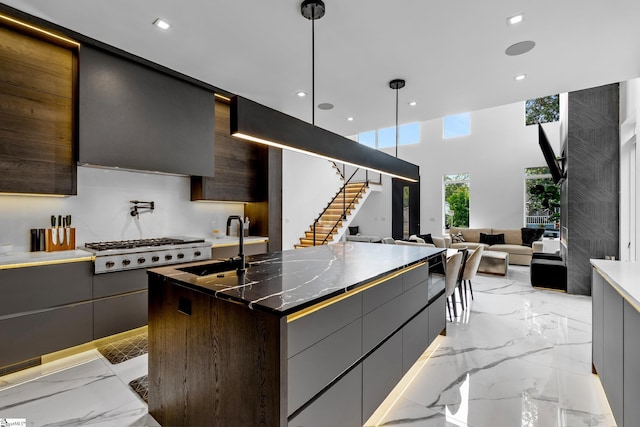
[561, 83, 619, 295]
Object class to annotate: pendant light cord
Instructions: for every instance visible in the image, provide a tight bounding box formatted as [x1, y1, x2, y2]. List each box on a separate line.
[312, 11, 315, 126]
[395, 87, 399, 157]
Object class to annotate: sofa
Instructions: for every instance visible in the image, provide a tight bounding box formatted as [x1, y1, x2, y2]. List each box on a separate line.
[432, 227, 544, 266]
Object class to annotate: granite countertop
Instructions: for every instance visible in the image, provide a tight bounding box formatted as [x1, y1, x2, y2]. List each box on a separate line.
[148, 241, 445, 317]
[0, 249, 94, 270]
[591, 259, 640, 311]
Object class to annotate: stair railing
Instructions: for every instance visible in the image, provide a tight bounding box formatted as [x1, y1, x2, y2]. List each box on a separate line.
[312, 169, 368, 246]
[331, 161, 345, 180]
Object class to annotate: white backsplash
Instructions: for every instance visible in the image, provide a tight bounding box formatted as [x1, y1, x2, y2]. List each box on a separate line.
[0, 166, 244, 252]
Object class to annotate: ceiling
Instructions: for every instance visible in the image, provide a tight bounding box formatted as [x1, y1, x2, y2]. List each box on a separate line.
[3, 0, 640, 136]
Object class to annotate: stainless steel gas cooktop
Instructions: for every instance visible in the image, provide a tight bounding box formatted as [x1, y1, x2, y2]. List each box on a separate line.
[83, 237, 210, 273]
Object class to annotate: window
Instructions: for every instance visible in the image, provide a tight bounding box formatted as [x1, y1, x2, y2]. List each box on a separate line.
[525, 95, 559, 125]
[357, 122, 420, 149]
[377, 126, 396, 149]
[444, 173, 470, 229]
[524, 167, 560, 236]
[358, 130, 376, 148]
[443, 113, 471, 139]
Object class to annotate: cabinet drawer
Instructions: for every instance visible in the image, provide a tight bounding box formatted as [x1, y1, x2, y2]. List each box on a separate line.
[0, 303, 93, 368]
[0, 262, 92, 316]
[402, 307, 429, 374]
[288, 365, 362, 427]
[93, 268, 147, 298]
[362, 275, 402, 314]
[428, 293, 446, 342]
[362, 333, 402, 421]
[402, 263, 429, 292]
[288, 318, 362, 416]
[94, 291, 148, 339]
[363, 281, 428, 354]
[288, 293, 361, 358]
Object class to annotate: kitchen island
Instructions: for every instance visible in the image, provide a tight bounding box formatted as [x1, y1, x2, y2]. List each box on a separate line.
[147, 242, 446, 427]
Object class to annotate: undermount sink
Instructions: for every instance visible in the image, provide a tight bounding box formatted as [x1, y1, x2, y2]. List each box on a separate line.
[178, 259, 245, 277]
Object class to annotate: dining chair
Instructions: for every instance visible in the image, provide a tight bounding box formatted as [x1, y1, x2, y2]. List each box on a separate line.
[462, 246, 484, 302]
[456, 247, 469, 309]
[445, 252, 463, 321]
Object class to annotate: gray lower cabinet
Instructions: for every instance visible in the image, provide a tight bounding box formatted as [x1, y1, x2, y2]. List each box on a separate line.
[1, 261, 151, 371]
[94, 291, 148, 339]
[288, 365, 362, 427]
[402, 307, 429, 374]
[624, 301, 640, 426]
[287, 319, 362, 416]
[428, 293, 446, 342]
[362, 333, 403, 420]
[0, 262, 93, 368]
[0, 262, 92, 316]
[0, 303, 93, 368]
[591, 271, 604, 374]
[601, 280, 623, 424]
[287, 258, 445, 427]
[93, 269, 148, 339]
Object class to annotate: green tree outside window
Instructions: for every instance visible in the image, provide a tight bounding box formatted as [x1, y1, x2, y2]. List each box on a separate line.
[444, 174, 470, 228]
[525, 95, 559, 126]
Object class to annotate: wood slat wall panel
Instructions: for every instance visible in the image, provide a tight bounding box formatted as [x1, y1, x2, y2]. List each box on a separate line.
[0, 26, 72, 85]
[191, 101, 268, 202]
[0, 24, 76, 195]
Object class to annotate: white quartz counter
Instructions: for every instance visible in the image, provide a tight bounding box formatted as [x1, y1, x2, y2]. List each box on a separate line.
[590, 259, 640, 311]
[0, 249, 94, 270]
[208, 236, 268, 248]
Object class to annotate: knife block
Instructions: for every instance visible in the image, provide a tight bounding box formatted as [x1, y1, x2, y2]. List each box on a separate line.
[45, 228, 76, 252]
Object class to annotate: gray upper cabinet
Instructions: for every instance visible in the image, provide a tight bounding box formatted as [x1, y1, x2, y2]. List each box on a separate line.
[78, 45, 215, 176]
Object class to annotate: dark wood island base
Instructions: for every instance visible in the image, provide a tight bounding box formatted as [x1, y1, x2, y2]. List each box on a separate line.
[148, 277, 287, 426]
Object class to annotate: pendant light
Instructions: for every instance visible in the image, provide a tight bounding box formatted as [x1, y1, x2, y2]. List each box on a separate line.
[229, 3, 420, 182]
[389, 79, 405, 158]
[301, 0, 325, 125]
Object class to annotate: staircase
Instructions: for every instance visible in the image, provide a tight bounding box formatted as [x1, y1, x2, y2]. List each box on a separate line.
[295, 182, 369, 248]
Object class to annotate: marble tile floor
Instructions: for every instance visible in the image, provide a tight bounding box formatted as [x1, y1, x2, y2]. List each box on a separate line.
[366, 266, 616, 427]
[0, 266, 615, 426]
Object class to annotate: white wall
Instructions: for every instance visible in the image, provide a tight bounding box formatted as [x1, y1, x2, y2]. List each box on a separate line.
[348, 176, 393, 238]
[0, 166, 244, 252]
[281, 151, 342, 249]
[619, 78, 640, 261]
[351, 100, 562, 237]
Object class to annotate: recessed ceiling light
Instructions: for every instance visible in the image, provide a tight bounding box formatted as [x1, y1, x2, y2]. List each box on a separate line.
[347, 117, 354, 121]
[515, 74, 527, 81]
[153, 18, 171, 30]
[408, 101, 417, 106]
[296, 91, 307, 97]
[318, 103, 334, 110]
[507, 13, 524, 26]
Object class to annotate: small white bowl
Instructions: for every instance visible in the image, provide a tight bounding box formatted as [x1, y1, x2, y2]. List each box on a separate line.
[0, 244, 13, 255]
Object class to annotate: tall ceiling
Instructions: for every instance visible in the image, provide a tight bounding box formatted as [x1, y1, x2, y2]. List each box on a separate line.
[3, 0, 640, 136]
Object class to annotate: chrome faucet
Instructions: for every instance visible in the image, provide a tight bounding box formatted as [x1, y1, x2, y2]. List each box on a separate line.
[226, 215, 245, 273]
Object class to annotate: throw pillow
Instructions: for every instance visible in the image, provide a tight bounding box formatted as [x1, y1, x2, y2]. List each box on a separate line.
[521, 227, 545, 247]
[479, 233, 505, 245]
[348, 226, 359, 235]
[417, 233, 434, 244]
[451, 232, 465, 243]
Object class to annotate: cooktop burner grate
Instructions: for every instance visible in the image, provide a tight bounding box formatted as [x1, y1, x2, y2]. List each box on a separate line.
[84, 237, 204, 251]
